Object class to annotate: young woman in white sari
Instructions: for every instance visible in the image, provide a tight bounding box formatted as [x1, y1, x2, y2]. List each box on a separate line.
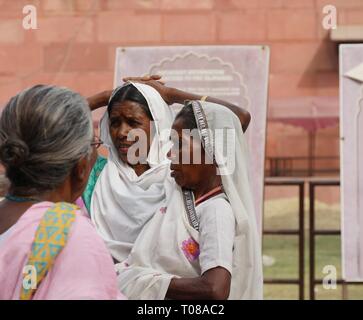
[83, 77, 252, 264]
[116, 100, 263, 300]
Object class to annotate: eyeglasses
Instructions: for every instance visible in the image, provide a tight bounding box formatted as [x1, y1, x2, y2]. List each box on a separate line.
[91, 136, 103, 149]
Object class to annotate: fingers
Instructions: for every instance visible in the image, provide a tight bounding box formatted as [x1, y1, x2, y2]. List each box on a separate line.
[122, 76, 139, 82]
[142, 74, 162, 81]
[122, 74, 162, 82]
[141, 75, 151, 81]
[150, 74, 162, 80]
[124, 79, 144, 85]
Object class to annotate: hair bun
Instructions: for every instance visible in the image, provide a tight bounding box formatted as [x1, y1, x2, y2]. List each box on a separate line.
[0, 138, 29, 168]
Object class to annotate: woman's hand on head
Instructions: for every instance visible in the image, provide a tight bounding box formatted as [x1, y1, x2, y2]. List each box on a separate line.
[122, 75, 175, 105]
[87, 75, 173, 111]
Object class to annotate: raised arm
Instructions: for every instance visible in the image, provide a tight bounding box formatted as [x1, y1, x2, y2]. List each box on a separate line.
[166, 87, 251, 132]
[85, 75, 163, 111]
[86, 90, 112, 111]
[123, 77, 251, 132]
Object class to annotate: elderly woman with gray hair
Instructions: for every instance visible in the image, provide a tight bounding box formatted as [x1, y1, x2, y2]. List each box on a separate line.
[0, 85, 125, 300]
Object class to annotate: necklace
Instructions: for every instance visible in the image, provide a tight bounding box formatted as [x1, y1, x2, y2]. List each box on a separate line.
[194, 185, 224, 206]
[5, 194, 40, 203]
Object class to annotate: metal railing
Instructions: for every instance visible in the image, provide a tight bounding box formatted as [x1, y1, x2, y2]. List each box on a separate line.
[265, 176, 363, 300]
[308, 178, 363, 300]
[264, 177, 305, 300]
[265, 156, 339, 177]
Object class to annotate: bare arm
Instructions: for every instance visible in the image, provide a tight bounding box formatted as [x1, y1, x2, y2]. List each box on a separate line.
[167, 87, 251, 132]
[165, 267, 231, 300]
[123, 77, 251, 132]
[86, 75, 163, 111]
[86, 90, 112, 111]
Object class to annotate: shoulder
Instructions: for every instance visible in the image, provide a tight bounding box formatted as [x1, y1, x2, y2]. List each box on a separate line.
[65, 210, 116, 270]
[82, 155, 108, 212]
[44, 207, 119, 299]
[62, 210, 115, 265]
[46, 202, 96, 238]
[70, 211, 104, 246]
[87, 155, 108, 185]
[51, 202, 111, 259]
[94, 155, 107, 169]
[90, 155, 108, 181]
[196, 194, 233, 217]
[196, 194, 235, 230]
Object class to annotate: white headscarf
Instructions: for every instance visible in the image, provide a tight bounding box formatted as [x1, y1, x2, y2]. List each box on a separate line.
[90, 82, 174, 262]
[116, 101, 263, 300]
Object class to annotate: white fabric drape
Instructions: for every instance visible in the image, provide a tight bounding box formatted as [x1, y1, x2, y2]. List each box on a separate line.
[116, 101, 263, 300]
[90, 82, 174, 262]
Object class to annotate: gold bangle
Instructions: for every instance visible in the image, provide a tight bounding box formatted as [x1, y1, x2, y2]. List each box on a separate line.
[200, 95, 208, 102]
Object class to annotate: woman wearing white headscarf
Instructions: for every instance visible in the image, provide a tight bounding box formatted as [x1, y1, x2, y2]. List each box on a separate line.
[88, 82, 174, 263]
[83, 78, 251, 264]
[116, 100, 263, 300]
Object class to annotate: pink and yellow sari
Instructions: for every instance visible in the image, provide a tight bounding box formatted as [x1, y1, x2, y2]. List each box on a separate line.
[0, 201, 125, 300]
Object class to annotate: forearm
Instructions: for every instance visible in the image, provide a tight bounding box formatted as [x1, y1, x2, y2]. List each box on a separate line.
[166, 277, 218, 300]
[168, 88, 251, 132]
[86, 90, 112, 111]
[165, 268, 230, 300]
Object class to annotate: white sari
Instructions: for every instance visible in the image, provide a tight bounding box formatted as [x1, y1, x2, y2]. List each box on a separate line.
[90, 82, 174, 262]
[116, 101, 263, 300]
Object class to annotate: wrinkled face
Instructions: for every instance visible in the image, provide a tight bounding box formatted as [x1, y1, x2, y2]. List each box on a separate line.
[109, 101, 153, 166]
[169, 117, 217, 189]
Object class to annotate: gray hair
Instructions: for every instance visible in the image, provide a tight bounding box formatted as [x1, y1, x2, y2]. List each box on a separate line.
[0, 85, 93, 195]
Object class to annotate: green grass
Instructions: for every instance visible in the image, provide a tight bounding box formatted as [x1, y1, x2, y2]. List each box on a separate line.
[262, 197, 363, 300]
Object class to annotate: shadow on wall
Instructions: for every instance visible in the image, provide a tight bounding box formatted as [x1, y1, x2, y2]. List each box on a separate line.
[298, 38, 339, 89]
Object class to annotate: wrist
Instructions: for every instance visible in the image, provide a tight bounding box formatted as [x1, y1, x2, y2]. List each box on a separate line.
[165, 87, 178, 104]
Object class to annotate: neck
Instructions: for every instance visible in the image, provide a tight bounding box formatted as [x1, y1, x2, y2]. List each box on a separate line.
[193, 175, 222, 201]
[132, 163, 151, 176]
[39, 190, 73, 203]
[9, 184, 74, 204]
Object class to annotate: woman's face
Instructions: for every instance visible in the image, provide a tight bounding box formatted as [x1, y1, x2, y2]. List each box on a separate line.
[109, 100, 153, 166]
[169, 117, 216, 190]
